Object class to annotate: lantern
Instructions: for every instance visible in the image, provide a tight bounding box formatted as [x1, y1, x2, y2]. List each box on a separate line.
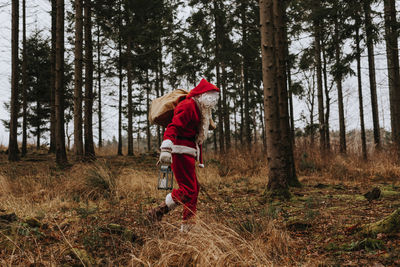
[158, 165, 173, 190]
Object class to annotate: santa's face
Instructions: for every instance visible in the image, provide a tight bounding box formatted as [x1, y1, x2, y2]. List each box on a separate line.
[197, 91, 219, 110]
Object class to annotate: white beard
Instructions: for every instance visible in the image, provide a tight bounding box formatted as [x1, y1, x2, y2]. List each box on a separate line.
[193, 91, 219, 145]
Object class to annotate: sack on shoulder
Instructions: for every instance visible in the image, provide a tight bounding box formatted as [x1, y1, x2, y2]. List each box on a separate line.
[149, 89, 188, 127]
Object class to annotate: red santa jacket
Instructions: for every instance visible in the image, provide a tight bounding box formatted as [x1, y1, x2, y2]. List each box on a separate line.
[164, 98, 200, 150]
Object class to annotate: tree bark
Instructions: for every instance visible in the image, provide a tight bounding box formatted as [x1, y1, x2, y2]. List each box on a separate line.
[127, 37, 134, 156]
[8, 0, 19, 161]
[355, 24, 368, 160]
[241, 1, 251, 149]
[322, 43, 330, 151]
[260, 0, 291, 199]
[84, 0, 95, 159]
[117, 2, 123, 156]
[49, 0, 56, 154]
[55, 0, 67, 164]
[74, 0, 84, 158]
[146, 71, 151, 152]
[364, 0, 380, 149]
[221, 62, 231, 150]
[21, 0, 27, 157]
[97, 24, 102, 148]
[383, 0, 400, 155]
[334, 18, 346, 154]
[313, 15, 325, 152]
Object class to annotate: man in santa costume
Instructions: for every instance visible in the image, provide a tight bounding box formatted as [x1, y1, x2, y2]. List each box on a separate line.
[147, 79, 219, 231]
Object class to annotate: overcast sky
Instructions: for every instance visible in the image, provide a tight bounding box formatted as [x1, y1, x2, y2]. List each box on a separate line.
[0, 1, 394, 147]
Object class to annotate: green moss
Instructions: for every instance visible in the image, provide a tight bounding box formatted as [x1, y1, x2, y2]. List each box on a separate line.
[360, 208, 400, 236]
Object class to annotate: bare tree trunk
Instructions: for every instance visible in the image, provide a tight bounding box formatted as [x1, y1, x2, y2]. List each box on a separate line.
[322, 43, 330, 151]
[74, 0, 83, 158]
[127, 37, 134, 156]
[221, 63, 231, 150]
[260, 0, 291, 199]
[146, 70, 151, 152]
[155, 66, 161, 148]
[364, 0, 381, 149]
[334, 18, 346, 154]
[213, 0, 225, 153]
[241, 1, 251, 149]
[97, 24, 102, 148]
[36, 101, 41, 150]
[21, 0, 27, 157]
[9, 0, 19, 161]
[314, 15, 325, 152]
[84, 0, 95, 159]
[55, 0, 67, 164]
[355, 25, 368, 160]
[240, 63, 245, 145]
[287, 55, 295, 147]
[49, 0, 56, 154]
[117, 2, 123, 156]
[384, 0, 400, 155]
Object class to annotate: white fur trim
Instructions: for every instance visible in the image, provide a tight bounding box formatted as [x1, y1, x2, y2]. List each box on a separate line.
[161, 139, 173, 150]
[198, 164, 204, 168]
[171, 145, 197, 157]
[165, 193, 177, 210]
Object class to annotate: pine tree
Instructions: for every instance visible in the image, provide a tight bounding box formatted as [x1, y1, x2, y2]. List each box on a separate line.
[8, 0, 20, 162]
[55, 0, 67, 164]
[74, 0, 84, 158]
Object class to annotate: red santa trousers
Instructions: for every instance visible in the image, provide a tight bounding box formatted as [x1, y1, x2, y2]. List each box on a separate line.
[171, 153, 199, 221]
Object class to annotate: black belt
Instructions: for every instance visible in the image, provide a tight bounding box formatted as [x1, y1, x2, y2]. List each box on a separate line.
[176, 136, 195, 142]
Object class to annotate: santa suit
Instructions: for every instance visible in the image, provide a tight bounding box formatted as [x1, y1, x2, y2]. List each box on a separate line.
[162, 79, 219, 222]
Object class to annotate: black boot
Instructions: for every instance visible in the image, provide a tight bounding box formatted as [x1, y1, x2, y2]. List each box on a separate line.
[147, 202, 169, 222]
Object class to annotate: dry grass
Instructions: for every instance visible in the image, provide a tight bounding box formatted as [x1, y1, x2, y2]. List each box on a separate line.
[0, 144, 399, 265]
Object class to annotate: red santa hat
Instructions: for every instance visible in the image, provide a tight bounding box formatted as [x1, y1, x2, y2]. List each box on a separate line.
[186, 78, 219, 99]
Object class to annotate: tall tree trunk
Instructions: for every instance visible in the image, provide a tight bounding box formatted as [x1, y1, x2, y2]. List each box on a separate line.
[158, 37, 165, 138]
[383, 0, 400, 155]
[287, 55, 295, 147]
[36, 101, 41, 150]
[241, 1, 251, 149]
[84, 0, 95, 159]
[259, 102, 266, 151]
[49, 0, 56, 154]
[146, 71, 151, 152]
[221, 63, 231, 150]
[21, 0, 27, 157]
[55, 0, 67, 164]
[334, 18, 346, 154]
[364, 0, 381, 149]
[260, 0, 291, 199]
[155, 65, 161, 148]
[240, 63, 245, 145]
[314, 15, 326, 152]
[97, 24, 102, 148]
[9, 0, 19, 161]
[355, 25, 368, 160]
[74, 0, 84, 158]
[213, 0, 225, 153]
[117, 2, 123, 156]
[322, 43, 330, 150]
[276, 0, 299, 187]
[127, 37, 134, 156]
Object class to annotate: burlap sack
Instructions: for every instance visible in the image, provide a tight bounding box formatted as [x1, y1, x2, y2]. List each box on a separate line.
[149, 89, 217, 130]
[149, 89, 188, 127]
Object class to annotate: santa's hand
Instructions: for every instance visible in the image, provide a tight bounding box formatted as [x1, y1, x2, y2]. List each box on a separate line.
[159, 151, 172, 165]
[159, 139, 173, 165]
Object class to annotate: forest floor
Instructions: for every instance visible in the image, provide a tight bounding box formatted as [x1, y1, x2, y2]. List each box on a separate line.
[0, 147, 400, 266]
